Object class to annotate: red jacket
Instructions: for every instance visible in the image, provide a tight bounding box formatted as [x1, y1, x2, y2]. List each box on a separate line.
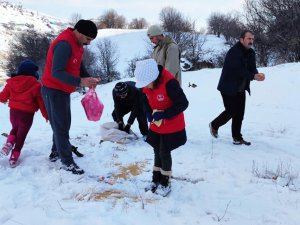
[143, 70, 185, 134]
[42, 28, 84, 93]
[0, 76, 48, 120]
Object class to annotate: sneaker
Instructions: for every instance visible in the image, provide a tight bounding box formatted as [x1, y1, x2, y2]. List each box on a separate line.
[49, 151, 59, 162]
[0, 142, 13, 157]
[144, 182, 159, 193]
[233, 138, 251, 146]
[155, 184, 171, 197]
[9, 151, 20, 168]
[61, 162, 84, 175]
[209, 123, 218, 138]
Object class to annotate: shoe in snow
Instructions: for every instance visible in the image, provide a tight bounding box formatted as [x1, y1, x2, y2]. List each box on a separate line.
[61, 162, 84, 175]
[155, 184, 171, 197]
[49, 151, 59, 162]
[0, 142, 13, 157]
[145, 182, 159, 193]
[9, 151, 20, 168]
[233, 138, 251, 146]
[209, 123, 218, 138]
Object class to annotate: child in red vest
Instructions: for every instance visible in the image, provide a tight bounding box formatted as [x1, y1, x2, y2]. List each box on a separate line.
[0, 60, 48, 167]
[134, 59, 189, 197]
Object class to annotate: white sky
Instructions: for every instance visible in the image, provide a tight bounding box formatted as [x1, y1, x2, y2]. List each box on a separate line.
[8, 0, 245, 29]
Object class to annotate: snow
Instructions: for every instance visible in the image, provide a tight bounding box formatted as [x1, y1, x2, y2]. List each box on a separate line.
[1, 4, 300, 225]
[1, 60, 300, 224]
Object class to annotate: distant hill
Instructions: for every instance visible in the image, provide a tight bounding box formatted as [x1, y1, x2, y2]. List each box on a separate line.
[0, 1, 68, 79]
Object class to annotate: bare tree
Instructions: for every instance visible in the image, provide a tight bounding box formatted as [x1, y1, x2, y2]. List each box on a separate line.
[99, 9, 126, 29]
[183, 31, 214, 70]
[95, 38, 120, 83]
[244, 0, 300, 64]
[5, 29, 55, 76]
[207, 12, 225, 37]
[159, 7, 193, 33]
[128, 18, 148, 29]
[69, 13, 82, 26]
[207, 11, 245, 45]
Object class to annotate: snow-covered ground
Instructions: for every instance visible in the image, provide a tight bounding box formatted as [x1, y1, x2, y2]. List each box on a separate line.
[1, 4, 300, 224]
[0, 59, 300, 224]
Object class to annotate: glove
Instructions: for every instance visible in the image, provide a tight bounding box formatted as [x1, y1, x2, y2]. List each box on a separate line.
[146, 112, 153, 122]
[124, 124, 131, 134]
[152, 111, 166, 121]
[118, 122, 124, 131]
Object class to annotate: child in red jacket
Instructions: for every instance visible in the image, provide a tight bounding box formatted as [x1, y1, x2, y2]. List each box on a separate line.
[0, 60, 48, 167]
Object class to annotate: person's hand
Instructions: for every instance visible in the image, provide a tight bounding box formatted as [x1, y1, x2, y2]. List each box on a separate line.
[80, 77, 101, 88]
[118, 122, 124, 131]
[254, 73, 265, 81]
[146, 112, 153, 122]
[152, 111, 166, 121]
[124, 124, 131, 134]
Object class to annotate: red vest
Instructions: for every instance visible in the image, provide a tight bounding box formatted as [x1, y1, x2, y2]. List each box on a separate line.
[42, 28, 84, 93]
[143, 69, 185, 134]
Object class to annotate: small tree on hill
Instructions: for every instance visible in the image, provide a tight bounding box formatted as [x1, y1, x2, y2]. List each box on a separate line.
[95, 38, 120, 83]
[99, 9, 126, 29]
[128, 18, 148, 29]
[5, 28, 55, 76]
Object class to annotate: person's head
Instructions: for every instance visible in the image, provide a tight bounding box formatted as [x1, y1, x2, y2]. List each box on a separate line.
[13, 59, 39, 79]
[74, 19, 98, 46]
[147, 25, 164, 45]
[114, 82, 129, 98]
[134, 58, 160, 89]
[239, 30, 254, 50]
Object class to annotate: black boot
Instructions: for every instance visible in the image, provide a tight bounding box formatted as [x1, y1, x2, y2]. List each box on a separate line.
[155, 174, 171, 197]
[145, 171, 161, 193]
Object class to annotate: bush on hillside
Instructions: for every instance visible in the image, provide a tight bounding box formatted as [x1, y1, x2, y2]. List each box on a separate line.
[5, 29, 55, 76]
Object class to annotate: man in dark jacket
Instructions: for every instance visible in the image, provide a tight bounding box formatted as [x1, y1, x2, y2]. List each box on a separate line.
[209, 30, 265, 145]
[112, 81, 148, 137]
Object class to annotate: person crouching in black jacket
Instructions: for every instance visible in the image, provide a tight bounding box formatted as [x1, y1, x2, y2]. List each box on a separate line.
[112, 81, 148, 137]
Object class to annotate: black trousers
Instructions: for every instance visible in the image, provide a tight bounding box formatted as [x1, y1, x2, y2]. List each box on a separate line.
[112, 109, 148, 136]
[211, 91, 246, 139]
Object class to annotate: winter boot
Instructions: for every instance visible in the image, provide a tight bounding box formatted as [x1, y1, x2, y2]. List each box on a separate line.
[209, 123, 218, 138]
[145, 170, 161, 193]
[233, 138, 251, 146]
[61, 161, 85, 175]
[9, 150, 20, 168]
[155, 174, 171, 197]
[49, 151, 59, 162]
[0, 142, 13, 157]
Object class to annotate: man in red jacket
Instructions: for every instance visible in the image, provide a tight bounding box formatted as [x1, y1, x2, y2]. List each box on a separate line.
[42, 19, 100, 175]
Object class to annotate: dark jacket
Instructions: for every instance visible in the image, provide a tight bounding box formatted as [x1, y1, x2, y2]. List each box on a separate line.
[112, 81, 142, 125]
[217, 42, 258, 96]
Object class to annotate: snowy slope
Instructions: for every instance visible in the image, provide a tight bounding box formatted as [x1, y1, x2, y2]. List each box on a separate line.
[0, 61, 300, 225]
[0, 1, 67, 78]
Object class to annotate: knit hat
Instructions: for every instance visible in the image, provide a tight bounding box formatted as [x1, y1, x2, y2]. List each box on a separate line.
[16, 59, 39, 79]
[74, 19, 98, 39]
[134, 59, 159, 88]
[114, 82, 128, 96]
[147, 25, 163, 37]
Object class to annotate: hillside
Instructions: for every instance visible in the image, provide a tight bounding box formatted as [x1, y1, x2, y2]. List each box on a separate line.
[0, 1, 67, 78]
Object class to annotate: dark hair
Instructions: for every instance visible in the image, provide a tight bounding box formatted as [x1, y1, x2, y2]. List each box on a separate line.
[152, 65, 163, 89]
[239, 30, 254, 38]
